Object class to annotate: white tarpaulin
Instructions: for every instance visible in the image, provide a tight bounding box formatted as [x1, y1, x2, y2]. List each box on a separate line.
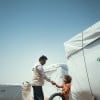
[23, 64, 68, 100]
[22, 82, 33, 100]
[43, 64, 68, 99]
[0, 64, 68, 100]
[64, 21, 100, 58]
[64, 21, 100, 100]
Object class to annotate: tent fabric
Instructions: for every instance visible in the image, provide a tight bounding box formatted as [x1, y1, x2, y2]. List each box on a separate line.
[43, 64, 68, 99]
[64, 21, 100, 58]
[0, 64, 68, 100]
[22, 64, 68, 100]
[64, 21, 100, 100]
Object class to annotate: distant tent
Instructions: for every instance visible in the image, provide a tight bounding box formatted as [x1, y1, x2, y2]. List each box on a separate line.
[43, 64, 68, 99]
[64, 21, 100, 100]
[0, 64, 68, 100]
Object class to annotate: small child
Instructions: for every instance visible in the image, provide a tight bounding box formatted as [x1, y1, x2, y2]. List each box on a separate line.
[53, 75, 72, 100]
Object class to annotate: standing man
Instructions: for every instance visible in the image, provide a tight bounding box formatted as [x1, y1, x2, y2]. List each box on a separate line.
[32, 55, 54, 100]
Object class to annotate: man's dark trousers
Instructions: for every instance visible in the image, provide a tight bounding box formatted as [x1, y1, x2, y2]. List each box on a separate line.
[32, 86, 44, 100]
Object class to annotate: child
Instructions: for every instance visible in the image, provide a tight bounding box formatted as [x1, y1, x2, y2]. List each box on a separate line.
[53, 75, 72, 100]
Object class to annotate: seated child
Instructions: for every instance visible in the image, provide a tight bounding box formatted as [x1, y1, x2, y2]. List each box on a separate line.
[53, 75, 72, 100]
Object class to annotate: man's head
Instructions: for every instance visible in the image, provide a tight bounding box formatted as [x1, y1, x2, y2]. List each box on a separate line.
[39, 55, 48, 65]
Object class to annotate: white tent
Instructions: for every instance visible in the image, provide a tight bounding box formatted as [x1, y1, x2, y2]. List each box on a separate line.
[0, 64, 68, 100]
[43, 64, 68, 99]
[64, 21, 100, 100]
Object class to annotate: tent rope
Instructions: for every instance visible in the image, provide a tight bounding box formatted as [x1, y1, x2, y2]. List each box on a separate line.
[81, 32, 93, 96]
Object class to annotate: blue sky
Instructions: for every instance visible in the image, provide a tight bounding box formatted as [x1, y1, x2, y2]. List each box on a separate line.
[0, 0, 100, 84]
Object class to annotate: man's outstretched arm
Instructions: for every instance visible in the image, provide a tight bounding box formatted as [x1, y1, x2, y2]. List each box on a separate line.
[37, 66, 54, 83]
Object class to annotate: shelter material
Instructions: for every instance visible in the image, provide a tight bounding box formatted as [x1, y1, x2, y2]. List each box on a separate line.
[43, 64, 68, 99]
[0, 64, 68, 100]
[64, 21, 100, 100]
